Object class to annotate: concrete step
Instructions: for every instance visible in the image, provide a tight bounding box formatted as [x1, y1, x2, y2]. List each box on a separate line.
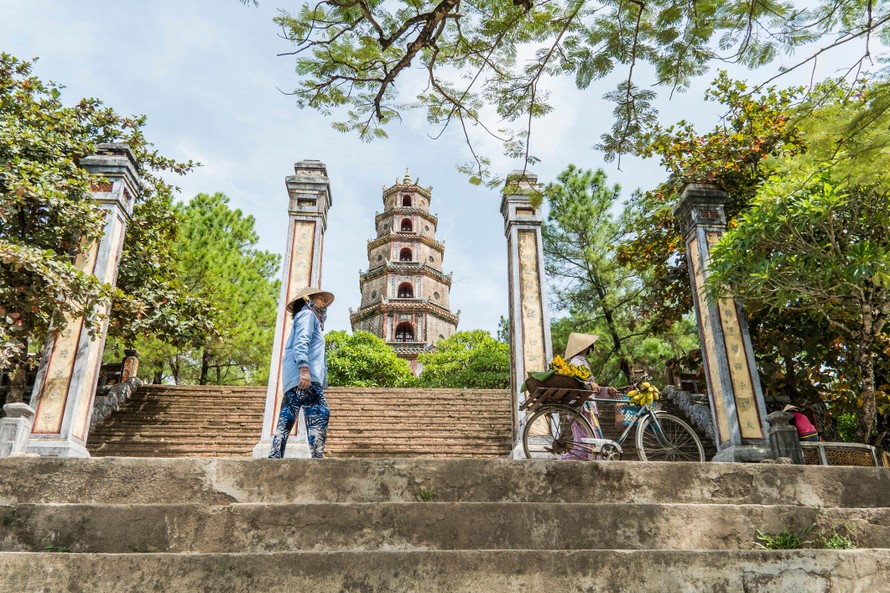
[1, 550, 887, 593]
[3, 458, 887, 506]
[2, 502, 887, 553]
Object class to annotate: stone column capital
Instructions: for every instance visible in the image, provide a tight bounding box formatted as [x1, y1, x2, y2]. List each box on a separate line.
[673, 183, 729, 239]
[286, 160, 333, 230]
[500, 170, 543, 235]
[79, 143, 142, 219]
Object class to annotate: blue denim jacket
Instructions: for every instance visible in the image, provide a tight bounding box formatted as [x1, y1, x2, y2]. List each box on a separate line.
[281, 308, 327, 393]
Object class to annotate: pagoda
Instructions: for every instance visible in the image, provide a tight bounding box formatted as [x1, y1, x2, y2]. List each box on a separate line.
[349, 171, 459, 374]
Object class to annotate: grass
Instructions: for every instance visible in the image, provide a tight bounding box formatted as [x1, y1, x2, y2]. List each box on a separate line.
[755, 520, 858, 550]
[755, 524, 815, 550]
[417, 486, 434, 502]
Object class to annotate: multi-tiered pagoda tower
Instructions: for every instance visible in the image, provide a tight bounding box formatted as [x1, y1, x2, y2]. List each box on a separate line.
[350, 171, 459, 374]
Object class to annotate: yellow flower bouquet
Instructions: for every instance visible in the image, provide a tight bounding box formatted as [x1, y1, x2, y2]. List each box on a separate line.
[549, 355, 591, 381]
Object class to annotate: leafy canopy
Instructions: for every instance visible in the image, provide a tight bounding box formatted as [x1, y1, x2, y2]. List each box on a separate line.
[326, 330, 416, 387]
[0, 53, 206, 381]
[708, 174, 890, 442]
[269, 0, 890, 180]
[617, 72, 805, 329]
[418, 330, 510, 388]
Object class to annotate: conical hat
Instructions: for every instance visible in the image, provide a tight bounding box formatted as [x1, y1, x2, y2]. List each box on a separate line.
[564, 333, 599, 359]
[287, 286, 335, 314]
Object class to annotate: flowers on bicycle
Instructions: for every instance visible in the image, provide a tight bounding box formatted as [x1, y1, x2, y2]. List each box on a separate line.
[628, 382, 659, 406]
[549, 355, 591, 380]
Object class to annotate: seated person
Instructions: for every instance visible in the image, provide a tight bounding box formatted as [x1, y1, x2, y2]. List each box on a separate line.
[565, 332, 601, 390]
[783, 404, 820, 441]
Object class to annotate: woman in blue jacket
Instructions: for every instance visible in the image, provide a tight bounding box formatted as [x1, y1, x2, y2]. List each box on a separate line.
[269, 286, 335, 459]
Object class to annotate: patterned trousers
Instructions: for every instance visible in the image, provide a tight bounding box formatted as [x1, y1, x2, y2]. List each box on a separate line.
[268, 383, 329, 459]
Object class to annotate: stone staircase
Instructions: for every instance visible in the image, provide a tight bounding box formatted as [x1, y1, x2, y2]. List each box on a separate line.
[87, 384, 718, 460]
[87, 385, 513, 458]
[1, 457, 888, 592]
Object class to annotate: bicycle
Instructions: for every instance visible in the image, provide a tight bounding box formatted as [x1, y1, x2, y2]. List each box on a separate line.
[520, 377, 705, 462]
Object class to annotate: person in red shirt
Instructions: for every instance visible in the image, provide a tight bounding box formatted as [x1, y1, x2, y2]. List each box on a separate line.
[783, 405, 819, 441]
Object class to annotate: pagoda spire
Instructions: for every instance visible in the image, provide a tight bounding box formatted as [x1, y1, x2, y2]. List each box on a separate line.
[350, 172, 459, 375]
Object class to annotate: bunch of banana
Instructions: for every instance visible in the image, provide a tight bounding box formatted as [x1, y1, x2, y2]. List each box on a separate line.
[627, 381, 659, 407]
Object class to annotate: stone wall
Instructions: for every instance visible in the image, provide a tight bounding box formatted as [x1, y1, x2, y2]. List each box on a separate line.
[90, 378, 143, 432]
[663, 385, 715, 442]
[359, 275, 388, 306]
[426, 313, 458, 343]
[353, 315, 385, 337]
[420, 277, 451, 309]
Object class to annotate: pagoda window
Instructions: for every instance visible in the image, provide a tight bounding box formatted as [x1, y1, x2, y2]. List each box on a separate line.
[400, 218, 413, 232]
[397, 282, 414, 298]
[395, 322, 414, 342]
[399, 248, 413, 261]
[402, 195, 412, 207]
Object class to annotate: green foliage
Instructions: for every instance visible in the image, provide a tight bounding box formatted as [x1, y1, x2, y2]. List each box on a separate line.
[417, 486, 434, 502]
[820, 531, 855, 550]
[619, 73, 805, 331]
[543, 164, 697, 385]
[622, 74, 890, 446]
[708, 174, 890, 442]
[755, 524, 815, 550]
[109, 193, 281, 385]
[109, 192, 213, 352]
[270, 0, 890, 178]
[417, 330, 510, 389]
[326, 330, 415, 387]
[755, 521, 857, 550]
[0, 53, 205, 397]
[835, 412, 859, 442]
[496, 315, 510, 344]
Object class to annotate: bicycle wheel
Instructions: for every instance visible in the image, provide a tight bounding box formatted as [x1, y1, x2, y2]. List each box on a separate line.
[634, 413, 705, 462]
[522, 404, 595, 460]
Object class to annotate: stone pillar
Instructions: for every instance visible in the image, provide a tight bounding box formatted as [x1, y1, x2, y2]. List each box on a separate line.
[501, 171, 552, 458]
[766, 411, 805, 464]
[253, 160, 332, 458]
[27, 144, 140, 457]
[674, 183, 770, 462]
[0, 403, 36, 457]
[120, 349, 140, 382]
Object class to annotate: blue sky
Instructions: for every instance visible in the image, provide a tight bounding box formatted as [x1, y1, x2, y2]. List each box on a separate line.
[0, 1, 864, 334]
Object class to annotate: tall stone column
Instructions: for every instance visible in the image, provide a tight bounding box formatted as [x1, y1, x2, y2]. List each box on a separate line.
[674, 183, 770, 462]
[501, 171, 553, 458]
[27, 144, 140, 457]
[253, 160, 332, 458]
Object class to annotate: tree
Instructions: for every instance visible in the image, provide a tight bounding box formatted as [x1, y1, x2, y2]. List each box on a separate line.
[708, 174, 889, 443]
[418, 330, 510, 388]
[617, 73, 805, 330]
[543, 164, 697, 384]
[111, 193, 281, 385]
[0, 53, 207, 401]
[269, 0, 890, 179]
[326, 330, 416, 387]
